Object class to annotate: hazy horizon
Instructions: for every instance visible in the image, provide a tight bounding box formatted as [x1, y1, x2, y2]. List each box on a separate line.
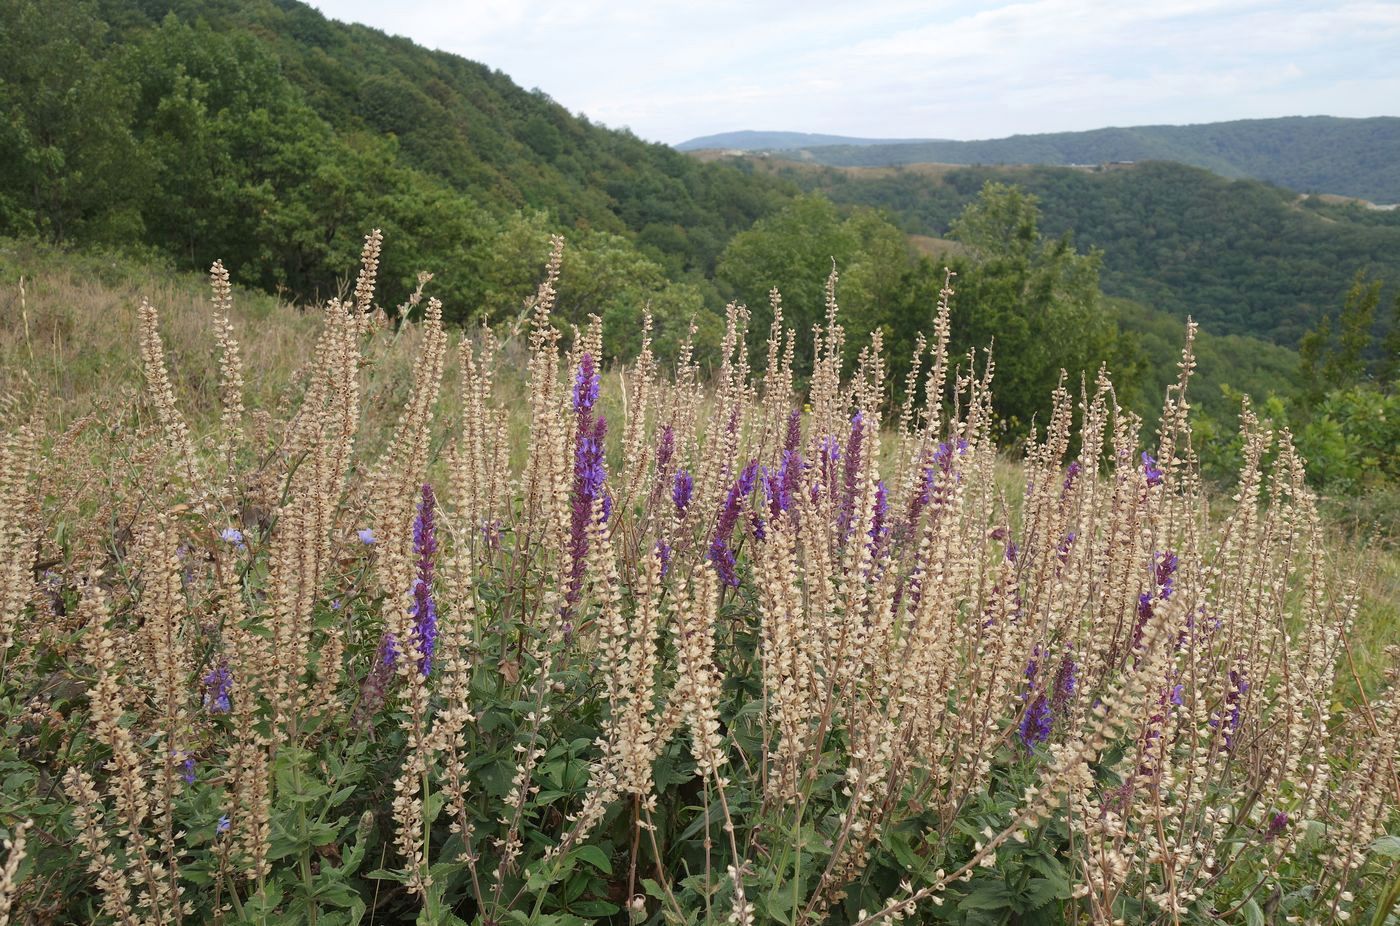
[306, 0, 1400, 145]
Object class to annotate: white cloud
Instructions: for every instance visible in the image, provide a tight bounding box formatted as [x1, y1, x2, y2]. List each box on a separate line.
[306, 0, 1400, 143]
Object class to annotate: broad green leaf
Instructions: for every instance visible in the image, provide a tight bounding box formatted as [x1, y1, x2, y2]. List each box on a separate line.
[570, 844, 613, 875]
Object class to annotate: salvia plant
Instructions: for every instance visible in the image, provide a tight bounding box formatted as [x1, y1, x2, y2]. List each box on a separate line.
[0, 232, 1396, 926]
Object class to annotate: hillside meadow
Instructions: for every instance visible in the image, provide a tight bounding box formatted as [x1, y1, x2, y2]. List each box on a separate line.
[0, 233, 1396, 925]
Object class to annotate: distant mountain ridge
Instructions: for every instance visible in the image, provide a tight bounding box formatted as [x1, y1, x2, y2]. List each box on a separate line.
[679, 116, 1400, 203]
[675, 130, 935, 151]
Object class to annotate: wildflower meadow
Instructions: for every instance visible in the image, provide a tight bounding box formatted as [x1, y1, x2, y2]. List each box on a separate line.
[0, 232, 1396, 925]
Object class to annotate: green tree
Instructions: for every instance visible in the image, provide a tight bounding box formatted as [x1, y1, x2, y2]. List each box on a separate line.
[717, 195, 859, 369]
[0, 0, 148, 241]
[947, 182, 1133, 430]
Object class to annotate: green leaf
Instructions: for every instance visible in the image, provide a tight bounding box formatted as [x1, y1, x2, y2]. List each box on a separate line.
[1242, 898, 1265, 926]
[569, 900, 621, 917]
[570, 844, 613, 875]
[313, 881, 361, 909]
[1018, 878, 1066, 912]
[1373, 835, 1400, 859]
[958, 880, 1014, 912]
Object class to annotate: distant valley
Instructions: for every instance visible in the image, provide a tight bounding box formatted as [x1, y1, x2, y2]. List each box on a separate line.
[678, 116, 1400, 204]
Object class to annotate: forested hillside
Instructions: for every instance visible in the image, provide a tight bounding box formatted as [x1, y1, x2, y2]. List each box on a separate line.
[760, 158, 1400, 345]
[0, 0, 794, 321]
[702, 116, 1400, 203]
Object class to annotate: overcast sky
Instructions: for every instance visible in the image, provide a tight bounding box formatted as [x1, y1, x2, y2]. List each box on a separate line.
[306, 0, 1400, 145]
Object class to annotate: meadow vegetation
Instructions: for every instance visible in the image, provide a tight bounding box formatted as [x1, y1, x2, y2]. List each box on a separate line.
[0, 232, 1396, 925]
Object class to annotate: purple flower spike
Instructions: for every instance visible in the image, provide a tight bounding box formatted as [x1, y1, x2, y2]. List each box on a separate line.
[672, 468, 693, 514]
[655, 424, 675, 473]
[709, 460, 759, 587]
[783, 409, 802, 454]
[220, 527, 246, 551]
[181, 755, 196, 785]
[202, 662, 233, 714]
[869, 480, 889, 552]
[1051, 652, 1078, 716]
[409, 484, 439, 676]
[1063, 460, 1082, 493]
[572, 353, 600, 414]
[837, 412, 865, 537]
[1142, 451, 1164, 487]
[1019, 692, 1052, 751]
[565, 358, 610, 616]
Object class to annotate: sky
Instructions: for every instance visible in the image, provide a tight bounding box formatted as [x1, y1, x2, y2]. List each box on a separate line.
[306, 0, 1400, 145]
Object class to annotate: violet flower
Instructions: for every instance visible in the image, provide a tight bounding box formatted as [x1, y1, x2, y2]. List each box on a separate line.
[672, 468, 693, 515]
[1132, 549, 1179, 649]
[762, 449, 802, 522]
[837, 412, 865, 537]
[869, 480, 889, 553]
[357, 528, 377, 545]
[202, 661, 232, 714]
[655, 424, 675, 475]
[1019, 692, 1052, 751]
[709, 460, 759, 587]
[783, 408, 802, 454]
[572, 352, 600, 413]
[1051, 652, 1078, 717]
[220, 527, 246, 551]
[1142, 451, 1164, 487]
[1063, 460, 1082, 494]
[409, 483, 438, 676]
[565, 355, 609, 615]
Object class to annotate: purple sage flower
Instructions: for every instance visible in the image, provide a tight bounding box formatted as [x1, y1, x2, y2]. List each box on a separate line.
[1063, 460, 1082, 493]
[572, 352, 600, 414]
[202, 662, 233, 714]
[1142, 451, 1164, 487]
[783, 408, 802, 454]
[762, 449, 803, 523]
[565, 356, 610, 616]
[409, 484, 439, 676]
[869, 480, 889, 553]
[655, 424, 675, 474]
[1051, 652, 1078, 716]
[837, 412, 865, 537]
[709, 460, 759, 587]
[672, 468, 693, 515]
[220, 527, 246, 551]
[1019, 692, 1052, 751]
[654, 539, 672, 577]
[357, 528, 377, 545]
